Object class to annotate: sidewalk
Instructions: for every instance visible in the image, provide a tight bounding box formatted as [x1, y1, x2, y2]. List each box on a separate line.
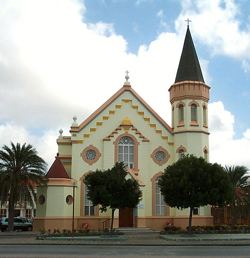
[1, 232, 250, 246]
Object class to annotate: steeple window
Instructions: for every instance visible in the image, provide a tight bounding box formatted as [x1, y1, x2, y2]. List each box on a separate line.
[178, 149, 185, 159]
[191, 104, 197, 122]
[178, 104, 184, 124]
[176, 145, 187, 160]
[172, 106, 174, 128]
[203, 105, 207, 126]
[203, 147, 208, 162]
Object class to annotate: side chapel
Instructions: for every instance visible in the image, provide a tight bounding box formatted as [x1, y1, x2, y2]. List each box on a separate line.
[35, 26, 212, 231]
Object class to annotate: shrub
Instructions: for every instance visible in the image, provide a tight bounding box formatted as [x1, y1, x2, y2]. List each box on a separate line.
[164, 225, 181, 233]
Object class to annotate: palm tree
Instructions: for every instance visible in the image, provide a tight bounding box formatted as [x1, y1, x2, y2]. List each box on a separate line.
[224, 165, 250, 224]
[0, 142, 47, 231]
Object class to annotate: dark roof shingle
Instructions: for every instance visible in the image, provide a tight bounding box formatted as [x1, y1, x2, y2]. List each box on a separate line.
[47, 154, 69, 179]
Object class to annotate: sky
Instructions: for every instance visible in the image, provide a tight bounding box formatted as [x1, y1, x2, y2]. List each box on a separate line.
[0, 0, 249, 170]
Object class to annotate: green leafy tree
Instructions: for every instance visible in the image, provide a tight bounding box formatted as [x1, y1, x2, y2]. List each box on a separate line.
[84, 162, 142, 230]
[224, 165, 250, 224]
[158, 155, 232, 232]
[0, 142, 47, 231]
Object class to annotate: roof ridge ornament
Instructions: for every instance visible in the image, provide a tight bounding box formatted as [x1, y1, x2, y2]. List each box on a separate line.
[124, 70, 130, 86]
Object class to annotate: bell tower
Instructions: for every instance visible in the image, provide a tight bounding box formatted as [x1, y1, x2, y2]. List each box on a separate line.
[169, 25, 210, 161]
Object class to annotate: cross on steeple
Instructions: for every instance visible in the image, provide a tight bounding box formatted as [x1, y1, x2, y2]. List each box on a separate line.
[185, 18, 192, 27]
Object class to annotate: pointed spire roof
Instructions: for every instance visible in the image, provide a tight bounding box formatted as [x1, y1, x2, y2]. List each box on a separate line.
[175, 26, 204, 83]
[46, 154, 69, 179]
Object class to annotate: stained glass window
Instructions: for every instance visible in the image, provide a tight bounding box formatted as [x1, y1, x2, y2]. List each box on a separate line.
[118, 136, 134, 169]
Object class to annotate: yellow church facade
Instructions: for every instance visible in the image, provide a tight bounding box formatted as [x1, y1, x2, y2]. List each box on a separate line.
[34, 26, 212, 231]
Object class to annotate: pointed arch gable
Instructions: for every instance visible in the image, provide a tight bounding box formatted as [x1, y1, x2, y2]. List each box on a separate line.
[71, 85, 173, 134]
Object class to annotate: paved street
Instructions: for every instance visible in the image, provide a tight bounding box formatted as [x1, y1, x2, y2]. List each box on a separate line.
[1, 232, 250, 257]
[1, 245, 250, 257]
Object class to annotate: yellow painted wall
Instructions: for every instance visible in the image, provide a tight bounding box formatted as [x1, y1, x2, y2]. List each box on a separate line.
[39, 85, 211, 225]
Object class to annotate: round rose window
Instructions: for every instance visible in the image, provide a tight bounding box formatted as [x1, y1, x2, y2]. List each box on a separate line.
[155, 151, 166, 161]
[151, 147, 169, 165]
[86, 149, 96, 160]
[81, 145, 101, 165]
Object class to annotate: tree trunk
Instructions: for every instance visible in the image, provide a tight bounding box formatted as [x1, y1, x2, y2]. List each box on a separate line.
[188, 207, 193, 233]
[110, 208, 115, 231]
[8, 191, 15, 232]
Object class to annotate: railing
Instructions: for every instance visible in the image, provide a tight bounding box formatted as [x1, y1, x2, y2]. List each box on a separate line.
[211, 206, 250, 225]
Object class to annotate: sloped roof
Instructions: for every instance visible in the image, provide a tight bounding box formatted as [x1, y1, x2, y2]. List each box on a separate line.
[47, 154, 70, 179]
[71, 84, 172, 133]
[175, 26, 204, 83]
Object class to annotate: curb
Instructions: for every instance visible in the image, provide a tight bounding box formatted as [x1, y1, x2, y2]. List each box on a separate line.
[1, 241, 250, 246]
[1, 233, 250, 246]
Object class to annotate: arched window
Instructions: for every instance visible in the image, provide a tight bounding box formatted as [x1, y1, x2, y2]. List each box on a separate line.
[155, 179, 166, 216]
[191, 104, 197, 122]
[178, 104, 184, 124]
[204, 148, 208, 162]
[172, 106, 174, 127]
[178, 149, 185, 159]
[84, 184, 95, 216]
[118, 136, 134, 169]
[203, 105, 207, 126]
[176, 145, 187, 160]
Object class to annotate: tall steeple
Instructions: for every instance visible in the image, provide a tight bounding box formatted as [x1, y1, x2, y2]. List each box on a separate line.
[175, 26, 204, 83]
[169, 23, 210, 163]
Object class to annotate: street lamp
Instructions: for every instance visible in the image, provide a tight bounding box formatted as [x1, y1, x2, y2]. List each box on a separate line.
[72, 181, 77, 234]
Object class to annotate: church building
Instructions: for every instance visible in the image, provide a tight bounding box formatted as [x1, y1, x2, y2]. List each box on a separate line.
[34, 26, 212, 231]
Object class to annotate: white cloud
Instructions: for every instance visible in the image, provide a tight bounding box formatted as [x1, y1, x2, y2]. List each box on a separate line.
[176, 0, 250, 61]
[209, 101, 250, 169]
[0, 122, 57, 167]
[0, 0, 249, 172]
[88, 22, 115, 37]
[244, 129, 250, 140]
[0, 0, 184, 164]
[0, 0, 187, 130]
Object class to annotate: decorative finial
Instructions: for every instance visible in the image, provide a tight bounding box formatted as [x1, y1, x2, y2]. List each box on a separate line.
[185, 18, 192, 27]
[124, 70, 130, 85]
[72, 116, 78, 127]
[59, 129, 63, 138]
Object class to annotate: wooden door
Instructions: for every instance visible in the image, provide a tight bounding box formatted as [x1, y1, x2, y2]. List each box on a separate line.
[119, 207, 134, 227]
